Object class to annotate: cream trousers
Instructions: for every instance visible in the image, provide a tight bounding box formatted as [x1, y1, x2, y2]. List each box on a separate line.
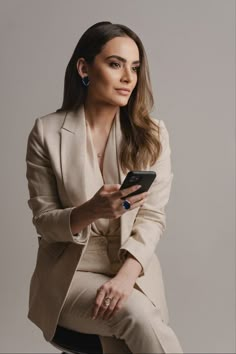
[57, 271, 183, 354]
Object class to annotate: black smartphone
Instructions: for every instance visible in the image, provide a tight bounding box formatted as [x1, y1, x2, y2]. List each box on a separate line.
[119, 171, 156, 200]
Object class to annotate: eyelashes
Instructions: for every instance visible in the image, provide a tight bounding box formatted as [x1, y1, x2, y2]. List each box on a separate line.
[109, 62, 140, 72]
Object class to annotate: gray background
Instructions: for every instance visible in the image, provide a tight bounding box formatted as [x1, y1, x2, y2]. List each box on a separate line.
[0, 0, 235, 353]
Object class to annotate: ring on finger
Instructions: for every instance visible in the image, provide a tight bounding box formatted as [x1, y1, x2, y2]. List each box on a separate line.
[122, 199, 131, 210]
[103, 296, 113, 307]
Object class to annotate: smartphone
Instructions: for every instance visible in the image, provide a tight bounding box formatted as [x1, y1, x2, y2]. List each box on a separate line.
[119, 171, 156, 200]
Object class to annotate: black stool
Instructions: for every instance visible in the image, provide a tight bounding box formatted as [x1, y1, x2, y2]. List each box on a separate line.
[51, 325, 103, 354]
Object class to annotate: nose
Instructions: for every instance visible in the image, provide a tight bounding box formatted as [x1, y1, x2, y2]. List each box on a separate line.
[121, 66, 133, 83]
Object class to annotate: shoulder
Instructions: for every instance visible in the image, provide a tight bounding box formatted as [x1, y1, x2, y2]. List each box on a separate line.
[35, 110, 66, 131]
[28, 110, 67, 141]
[26, 111, 67, 152]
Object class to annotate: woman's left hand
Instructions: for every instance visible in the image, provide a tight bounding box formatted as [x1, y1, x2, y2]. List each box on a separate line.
[92, 272, 136, 320]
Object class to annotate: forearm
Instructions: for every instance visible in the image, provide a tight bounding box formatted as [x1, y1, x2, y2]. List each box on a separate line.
[70, 200, 97, 235]
[117, 253, 143, 281]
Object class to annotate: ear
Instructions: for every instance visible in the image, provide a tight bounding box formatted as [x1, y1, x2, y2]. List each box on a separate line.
[76, 57, 89, 79]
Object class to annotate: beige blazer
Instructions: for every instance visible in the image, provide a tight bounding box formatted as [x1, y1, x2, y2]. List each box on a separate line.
[25, 104, 174, 342]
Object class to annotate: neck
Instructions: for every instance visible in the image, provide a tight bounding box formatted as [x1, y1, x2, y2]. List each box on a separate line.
[83, 99, 119, 133]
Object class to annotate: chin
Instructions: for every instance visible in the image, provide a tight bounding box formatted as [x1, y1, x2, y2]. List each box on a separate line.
[112, 98, 129, 107]
[119, 101, 129, 107]
[104, 95, 129, 107]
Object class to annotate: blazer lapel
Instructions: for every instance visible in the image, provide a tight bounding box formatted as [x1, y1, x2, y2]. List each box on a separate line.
[60, 105, 88, 207]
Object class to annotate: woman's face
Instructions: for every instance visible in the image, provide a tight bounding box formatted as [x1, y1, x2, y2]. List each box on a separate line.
[77, 36, 140, 107]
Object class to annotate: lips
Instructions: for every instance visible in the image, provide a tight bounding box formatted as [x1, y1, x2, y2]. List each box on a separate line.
[116, 88, 131, 92]
[115, 89, 131, 96]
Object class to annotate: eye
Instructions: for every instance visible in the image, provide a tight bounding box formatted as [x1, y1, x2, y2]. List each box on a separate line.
[109, 62, 121, 68]
[132, 66, 140, 73]
[109, 62, 140, 73]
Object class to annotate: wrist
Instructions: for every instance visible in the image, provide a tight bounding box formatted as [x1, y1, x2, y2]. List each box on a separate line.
[86, 198, 100, 220]
[80, 199, 97, 222]
[117, 253, 143, 281]
[70, 200, 97, 235]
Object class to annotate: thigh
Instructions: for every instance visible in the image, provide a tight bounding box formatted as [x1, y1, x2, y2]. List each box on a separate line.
[58, 271, 115, 337]
[58, 270, 158, 334]
[58, 270, 133, 353]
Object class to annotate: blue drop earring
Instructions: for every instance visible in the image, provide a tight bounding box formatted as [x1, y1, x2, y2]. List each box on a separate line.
[81, 76, 90, 87]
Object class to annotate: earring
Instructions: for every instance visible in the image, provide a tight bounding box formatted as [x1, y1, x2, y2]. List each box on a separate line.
[81, 76, 90, 87]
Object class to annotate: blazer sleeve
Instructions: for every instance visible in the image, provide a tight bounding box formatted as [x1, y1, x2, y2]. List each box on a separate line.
[25, 117, 90, 245]
[118, 119, 174, 276]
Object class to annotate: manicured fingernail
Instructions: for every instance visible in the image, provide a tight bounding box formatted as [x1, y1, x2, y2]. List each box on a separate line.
[135, 185, 142, 189]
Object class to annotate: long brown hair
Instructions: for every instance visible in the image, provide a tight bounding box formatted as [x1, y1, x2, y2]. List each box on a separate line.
[56, 21, 163, 174]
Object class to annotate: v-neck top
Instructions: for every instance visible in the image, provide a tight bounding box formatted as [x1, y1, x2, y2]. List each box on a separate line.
[76, 113, 122, 274]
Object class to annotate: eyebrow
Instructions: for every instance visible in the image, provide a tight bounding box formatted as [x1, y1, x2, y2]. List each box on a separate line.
[105, 55, 140, 65]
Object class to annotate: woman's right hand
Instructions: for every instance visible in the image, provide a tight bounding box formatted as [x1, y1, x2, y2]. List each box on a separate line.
[88, 184, 149, 220]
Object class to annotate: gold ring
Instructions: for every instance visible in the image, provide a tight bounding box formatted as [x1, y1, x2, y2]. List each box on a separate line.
[103, 297, 112, 307]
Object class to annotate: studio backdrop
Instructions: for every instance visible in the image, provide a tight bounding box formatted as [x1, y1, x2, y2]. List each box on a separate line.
[0, 0, 235, 353]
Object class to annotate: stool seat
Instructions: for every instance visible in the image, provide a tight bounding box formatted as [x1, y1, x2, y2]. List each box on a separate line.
[51, 325, 103, 354]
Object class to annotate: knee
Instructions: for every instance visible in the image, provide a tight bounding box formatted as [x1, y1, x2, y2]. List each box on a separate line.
[108, 301, 154, 342]
[111, 289, 154, 329]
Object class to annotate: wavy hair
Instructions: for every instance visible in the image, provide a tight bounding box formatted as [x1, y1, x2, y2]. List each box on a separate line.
[56, 21, 163, 173]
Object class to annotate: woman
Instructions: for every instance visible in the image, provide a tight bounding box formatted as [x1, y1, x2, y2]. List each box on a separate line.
[26, 21, 183, 353]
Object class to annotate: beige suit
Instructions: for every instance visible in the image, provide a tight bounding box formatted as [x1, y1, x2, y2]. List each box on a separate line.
[25, 104, 182, 352]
